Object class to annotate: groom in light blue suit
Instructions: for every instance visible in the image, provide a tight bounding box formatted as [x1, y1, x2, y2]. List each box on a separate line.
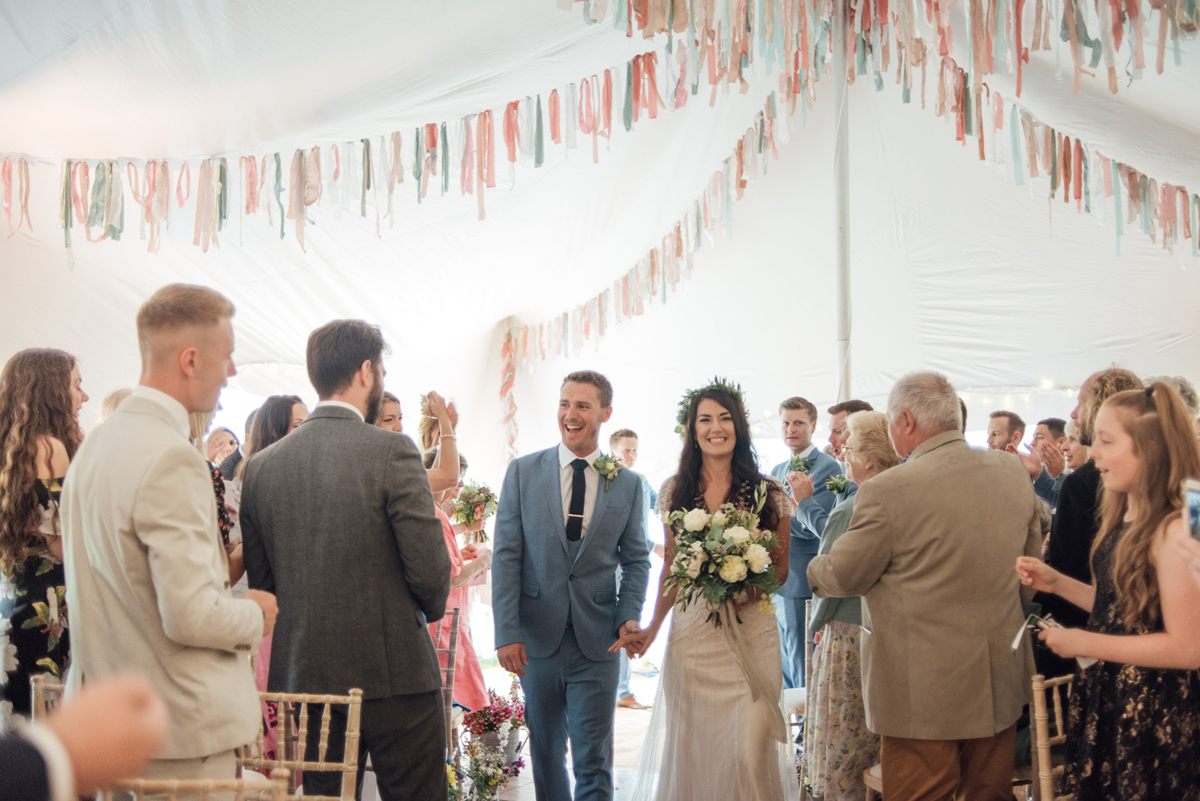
[770, 396, 845, 689]
[493, 371, 650, 801]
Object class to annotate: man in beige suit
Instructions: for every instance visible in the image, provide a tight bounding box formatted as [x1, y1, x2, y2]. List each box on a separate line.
[62, 284, 278, 784]
[808, 372, 1040, 801]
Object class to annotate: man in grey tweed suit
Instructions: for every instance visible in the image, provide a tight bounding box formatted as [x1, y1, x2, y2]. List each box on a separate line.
[241, 320, 451, 801]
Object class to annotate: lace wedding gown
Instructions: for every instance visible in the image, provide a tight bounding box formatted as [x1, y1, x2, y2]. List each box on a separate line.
[630, 488, 799, 801]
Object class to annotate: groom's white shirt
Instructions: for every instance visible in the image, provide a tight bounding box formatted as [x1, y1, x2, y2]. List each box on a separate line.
[558, 442, 602, 538]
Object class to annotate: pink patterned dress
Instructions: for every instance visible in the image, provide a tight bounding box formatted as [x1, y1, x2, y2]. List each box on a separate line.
[430, 508, 489, 711]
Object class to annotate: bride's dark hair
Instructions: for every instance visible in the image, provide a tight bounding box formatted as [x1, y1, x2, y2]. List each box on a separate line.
[664, 387, 783, 532]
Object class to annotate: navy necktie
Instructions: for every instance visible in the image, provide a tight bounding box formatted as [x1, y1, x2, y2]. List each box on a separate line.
[566, 458, 589, 541]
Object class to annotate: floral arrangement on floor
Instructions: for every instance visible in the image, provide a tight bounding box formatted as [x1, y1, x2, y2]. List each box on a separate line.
[664, 480, 781, 629]
[450, 679, 527, 800]
[448, 740, 526, 801]
[452, 481, 499, 543]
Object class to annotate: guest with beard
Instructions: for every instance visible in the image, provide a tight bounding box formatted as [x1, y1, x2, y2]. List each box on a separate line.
[241, 320, 450, 800]
[421, 449, 489, 712]
[0, 349, 88, 720]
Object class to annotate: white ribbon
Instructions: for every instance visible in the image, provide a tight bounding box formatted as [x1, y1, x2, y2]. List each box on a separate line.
[716, 600, 788, 747]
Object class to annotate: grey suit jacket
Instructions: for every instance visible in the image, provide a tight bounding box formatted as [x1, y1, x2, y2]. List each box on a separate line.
[241, 405, 451, 699]
[808, 430, 1042, 740]
[62, 394, 263, 759]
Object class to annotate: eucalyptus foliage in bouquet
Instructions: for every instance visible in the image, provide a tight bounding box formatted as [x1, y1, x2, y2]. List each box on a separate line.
[452, 481, 499, 543]
[664, 480, 781, 628]
[826, 474, 851, 494]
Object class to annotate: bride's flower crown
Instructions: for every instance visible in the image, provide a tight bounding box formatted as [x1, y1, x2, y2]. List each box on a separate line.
[675, 377, 747, 435]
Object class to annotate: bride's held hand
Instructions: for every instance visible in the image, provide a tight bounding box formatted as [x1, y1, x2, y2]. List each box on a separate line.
[610, 621, 657, 658]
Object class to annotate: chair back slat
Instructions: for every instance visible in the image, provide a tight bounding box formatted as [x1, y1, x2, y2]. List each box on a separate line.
[100, 769, 287, 801]
[1031, 673, 1074, 801]
[29, 674, 64, 723]
[236, 690, 362, 801]
[438, 607, 461, 752]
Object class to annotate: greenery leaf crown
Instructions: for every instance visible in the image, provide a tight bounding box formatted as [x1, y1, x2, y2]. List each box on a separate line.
[675, 377, 748, 435]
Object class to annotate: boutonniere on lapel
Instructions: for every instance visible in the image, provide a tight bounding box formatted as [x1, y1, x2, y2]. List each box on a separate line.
[592, 456, 622, 491]
[826, 475, 850, 495]
[788, 454, 816, 474]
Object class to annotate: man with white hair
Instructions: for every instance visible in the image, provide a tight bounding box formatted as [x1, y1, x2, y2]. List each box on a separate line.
[807, 372, 1041, 801]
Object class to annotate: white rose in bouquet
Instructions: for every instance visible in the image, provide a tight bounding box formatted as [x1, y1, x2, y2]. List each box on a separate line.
[683, 508, 712, 532]
[744, 543, 771, 574]
[724, 525, 751, 545]
[711, 510, 729, 527]
[686, 554, 707, 578]
[719, 555, 748, 583]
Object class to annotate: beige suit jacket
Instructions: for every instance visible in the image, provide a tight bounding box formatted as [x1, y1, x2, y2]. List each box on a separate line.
[807, 430, 1041, 741]
[62, 392, 263, 759]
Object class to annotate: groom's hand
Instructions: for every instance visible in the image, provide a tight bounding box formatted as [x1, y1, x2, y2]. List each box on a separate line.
[498, 643, 528, 677]
[618, 620, 640, 657]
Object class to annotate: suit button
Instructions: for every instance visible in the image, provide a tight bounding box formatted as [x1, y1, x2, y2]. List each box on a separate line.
[569, 575, 575, 581]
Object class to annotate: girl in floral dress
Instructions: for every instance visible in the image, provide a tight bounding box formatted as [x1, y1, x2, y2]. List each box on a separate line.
[0, 349, 88, 719]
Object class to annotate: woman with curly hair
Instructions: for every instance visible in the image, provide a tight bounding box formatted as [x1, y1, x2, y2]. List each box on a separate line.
[0, 348, 89, 719]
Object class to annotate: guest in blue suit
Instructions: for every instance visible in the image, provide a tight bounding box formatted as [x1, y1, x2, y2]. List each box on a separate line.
[770, 396, 844, 689]
[493, 371, 651, 801]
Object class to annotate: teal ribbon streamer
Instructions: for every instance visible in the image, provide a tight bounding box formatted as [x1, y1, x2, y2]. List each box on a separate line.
[535, 95, 545, 168]
[87, 164, 107, 228]
[413, 127, 422, 202]
[441, 123, 449, 195]
[964, 76, 973, 137]
[624, 63, 634, 131]
[1050, 133, 1057, 198]
[993, 0, 1007, 73]
[61, 160, 73, 249]
[1082, 151, 1091, 213]
[273, 153, 285, 239]
[582, 1, 597, 24]
[1113, 159, 1123, 256]
[1139, 174, 1151, 236]
[217, 160, 227, 232]
[1010, 106, 1024, 186]
[695, 200, 702, 250]
[361, 138, 371, 217]
[106, 162, 123, 241]
[1193, 194, 1199, 257]
[1059, 1, 1103, 68]
[856, 32, 868, 76]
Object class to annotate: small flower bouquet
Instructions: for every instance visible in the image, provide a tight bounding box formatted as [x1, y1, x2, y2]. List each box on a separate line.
[664, 480, 781, 629]
[449, 740, 525, 800]
[463, 690, 514, 737]
[452, 482, 499, 543]
[826, 474, 850, 495]
[592, 455, 622, 490]
[788, 454, 817, 474]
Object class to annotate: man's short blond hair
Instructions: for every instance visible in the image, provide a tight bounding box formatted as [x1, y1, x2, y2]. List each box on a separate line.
[136, 284, 235, 359]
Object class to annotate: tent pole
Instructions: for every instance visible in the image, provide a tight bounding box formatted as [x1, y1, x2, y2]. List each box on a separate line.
[833, 0, 852, 402]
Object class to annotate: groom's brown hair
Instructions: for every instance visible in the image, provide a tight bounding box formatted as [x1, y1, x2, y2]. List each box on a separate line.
[562, 370, 613, 408]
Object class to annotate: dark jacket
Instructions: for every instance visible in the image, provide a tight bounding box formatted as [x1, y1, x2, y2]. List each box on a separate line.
[241, 405, 451, 699]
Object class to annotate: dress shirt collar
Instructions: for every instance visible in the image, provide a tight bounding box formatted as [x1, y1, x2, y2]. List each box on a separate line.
[314, 399, 365, 422]
[558, 441, 603, 470]
[131, 385, 190, 438]
[795, 443, 816, 461]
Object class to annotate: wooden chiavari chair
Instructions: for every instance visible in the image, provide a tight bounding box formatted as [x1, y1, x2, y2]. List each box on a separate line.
[101, 768, 289, 801]
[30, 673, 64, 722]
[1031, 673, 1075, 801]
[431, 606, 461, 753]
[237, 689, 363, 801]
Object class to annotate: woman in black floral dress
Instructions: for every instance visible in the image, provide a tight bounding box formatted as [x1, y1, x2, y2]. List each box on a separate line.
[1017, 382, 1200, 800]
[0, 349, 88, 719]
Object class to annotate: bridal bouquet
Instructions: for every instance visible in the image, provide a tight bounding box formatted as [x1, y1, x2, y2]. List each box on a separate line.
[452, 481, 499, 543]
[664, 480, 780, 628]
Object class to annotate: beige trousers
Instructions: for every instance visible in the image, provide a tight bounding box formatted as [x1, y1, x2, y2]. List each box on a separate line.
[880, 724, 1017, 801]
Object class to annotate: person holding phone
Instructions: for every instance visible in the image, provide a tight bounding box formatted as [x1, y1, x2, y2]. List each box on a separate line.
[1016, 382, 1200, 801]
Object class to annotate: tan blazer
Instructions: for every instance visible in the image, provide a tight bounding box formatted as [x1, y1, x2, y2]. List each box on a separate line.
[62, 390, 263, 759]
[807, 430, 1041, 741]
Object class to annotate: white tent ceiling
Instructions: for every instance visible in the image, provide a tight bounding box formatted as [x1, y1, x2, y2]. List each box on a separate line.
[1, 0, 1198, 485]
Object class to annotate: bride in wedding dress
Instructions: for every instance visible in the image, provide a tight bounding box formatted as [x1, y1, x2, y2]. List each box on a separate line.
[612, 382, 800, 801]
